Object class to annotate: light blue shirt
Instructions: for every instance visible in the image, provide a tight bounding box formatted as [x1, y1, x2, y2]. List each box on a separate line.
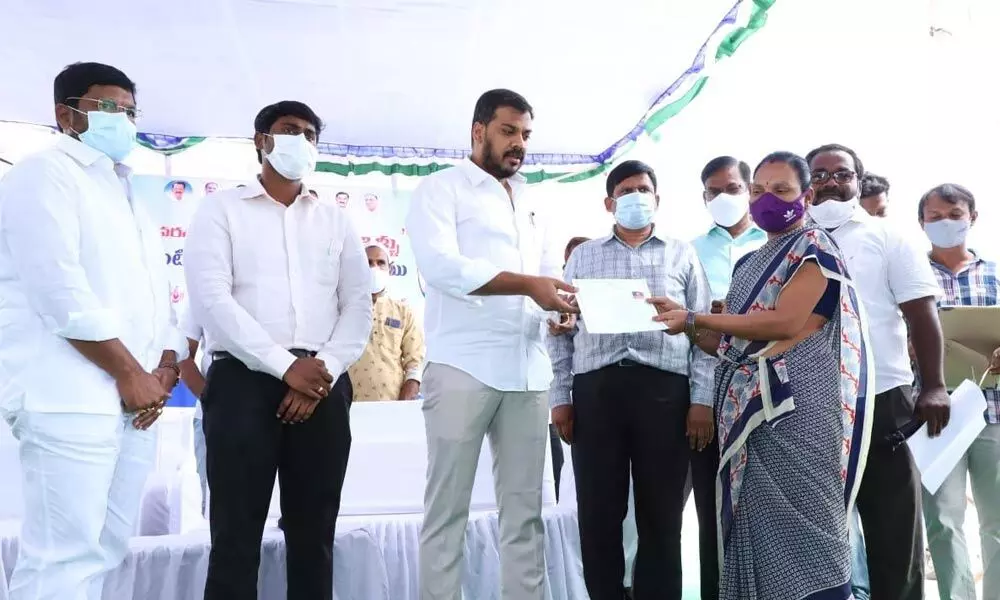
[691, 225, 768, 300]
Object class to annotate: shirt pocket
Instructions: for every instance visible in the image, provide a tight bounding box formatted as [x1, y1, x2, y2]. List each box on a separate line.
[310, 237, 342, 286]
[455, 194, 517, 246]
[373, 317, 405, 355]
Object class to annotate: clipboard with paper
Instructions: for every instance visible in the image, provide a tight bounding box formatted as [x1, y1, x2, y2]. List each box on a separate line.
[939, 306, 1000, 390]
[908, 379, 988, 494]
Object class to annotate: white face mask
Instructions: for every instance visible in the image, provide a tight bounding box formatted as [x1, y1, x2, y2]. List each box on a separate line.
[263, 134, 318, 181]
[924, 218, 970, 249]
[707, 192, 749, 228]
[808, 197, 858, 229]
[370, 267, 390, 294]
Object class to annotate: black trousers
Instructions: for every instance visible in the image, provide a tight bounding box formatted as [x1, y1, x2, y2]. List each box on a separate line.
[682, 436, 720, 600]
[855, 385, 924, 600]
[572, 363, 690, 600]
[202, 356, 353, 600]
[550, 424, 565, 502]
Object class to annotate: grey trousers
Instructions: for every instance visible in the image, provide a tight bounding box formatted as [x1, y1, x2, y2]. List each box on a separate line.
[419, 363, 549, 600]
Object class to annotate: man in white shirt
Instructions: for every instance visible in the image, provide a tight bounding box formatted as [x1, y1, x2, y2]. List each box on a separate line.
[184, 101, 372, 600]
[0, 62, 184, 600]
[406, 89, 577, 600]
[806, 143, 949, 600]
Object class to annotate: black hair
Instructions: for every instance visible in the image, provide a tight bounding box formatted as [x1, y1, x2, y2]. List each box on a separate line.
[335, 191, 349, 198]
[700, 156, 751, 186]
[308, 189, 319, 197]
[754, 151, 811, 191]
[471, 89, 533, 135]
[860, 173, 890, 198]
[605, 160, 658, 197]
[805, 143, 866, 179]
[253, 100, 324, 162]
[53, 63, 136, 133]
[564, 236, 590, 256]
[917, 183, 976, 220]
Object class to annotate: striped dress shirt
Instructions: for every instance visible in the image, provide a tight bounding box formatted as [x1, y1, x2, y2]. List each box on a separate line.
[931, 252, 1000, 423]
[547, 229, 715, 408]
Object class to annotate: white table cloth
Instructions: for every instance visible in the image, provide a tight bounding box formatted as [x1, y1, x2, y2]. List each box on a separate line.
[1, 507, 585, 600]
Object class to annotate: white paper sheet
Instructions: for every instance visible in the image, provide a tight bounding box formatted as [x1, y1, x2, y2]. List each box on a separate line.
[907, 379, 988, 495]
[573, 279, 667, 335]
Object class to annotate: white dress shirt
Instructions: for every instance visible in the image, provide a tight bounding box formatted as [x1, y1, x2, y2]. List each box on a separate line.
[826, 207, 941, 394]
[184, 178, 372, 380]
[405, 158, 562, 392]
[0, 135, 185, 415]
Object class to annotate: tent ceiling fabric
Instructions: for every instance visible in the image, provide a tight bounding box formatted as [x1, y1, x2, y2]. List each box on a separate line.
[1, 0, 749, 160]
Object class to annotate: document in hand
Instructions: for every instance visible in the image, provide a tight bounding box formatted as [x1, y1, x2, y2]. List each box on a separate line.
[573, 278, 667, 335]
[940, 306, 1000, 389]
[907, 379, 987, 495]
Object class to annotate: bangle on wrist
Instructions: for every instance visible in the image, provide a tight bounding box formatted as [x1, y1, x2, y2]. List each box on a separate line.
[685, 311, 701, 343]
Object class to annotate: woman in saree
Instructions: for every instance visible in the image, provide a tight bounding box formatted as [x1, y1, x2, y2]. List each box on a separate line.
[652, 151, 874, 599]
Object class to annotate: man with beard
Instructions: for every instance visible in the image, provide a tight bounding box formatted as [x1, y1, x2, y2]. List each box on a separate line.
[406, 88, 577, 600]
[806, 143, 948, 600]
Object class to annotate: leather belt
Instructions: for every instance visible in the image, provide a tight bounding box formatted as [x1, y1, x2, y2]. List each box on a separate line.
[213, 348, 317, 361]
[611, 358, 643, 368]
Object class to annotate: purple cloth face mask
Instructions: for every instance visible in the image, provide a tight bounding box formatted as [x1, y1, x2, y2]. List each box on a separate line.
[749, 191, 806, 233]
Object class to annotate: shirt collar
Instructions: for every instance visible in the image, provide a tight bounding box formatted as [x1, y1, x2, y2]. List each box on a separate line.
[240, 176, 310, 203]
[601, 226, 667, 247]
[929, 250, 987, 273]
[54, 134, 111, 168]
[708, 223, 766, 241]
[457, 157, 527, 188]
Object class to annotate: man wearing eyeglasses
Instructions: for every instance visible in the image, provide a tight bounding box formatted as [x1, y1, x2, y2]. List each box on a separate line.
[0, 62, 185, 600]
[185, 101, 371, 600]
[805, 143, 947, 600]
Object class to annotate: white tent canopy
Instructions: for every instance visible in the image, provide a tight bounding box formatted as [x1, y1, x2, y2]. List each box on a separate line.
[1, 0, 753, 162]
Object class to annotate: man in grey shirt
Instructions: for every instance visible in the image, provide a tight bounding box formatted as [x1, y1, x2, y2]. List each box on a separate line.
[548, 160, 715, 599]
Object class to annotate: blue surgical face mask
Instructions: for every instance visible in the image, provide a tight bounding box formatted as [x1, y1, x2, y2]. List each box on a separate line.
[613, 192, 657, 230]
[76, 111, 137, 163]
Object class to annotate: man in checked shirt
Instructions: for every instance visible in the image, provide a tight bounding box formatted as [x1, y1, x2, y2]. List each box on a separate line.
[918, 183, 1000, 600]
[547, 160, 715, 600]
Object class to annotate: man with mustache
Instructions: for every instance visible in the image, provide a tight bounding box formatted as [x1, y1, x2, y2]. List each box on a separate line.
[406, 89, 576, 600]
[806, 143, 947, 600]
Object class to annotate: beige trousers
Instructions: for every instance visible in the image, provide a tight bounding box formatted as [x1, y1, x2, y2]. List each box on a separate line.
[419, 362, 549, 600]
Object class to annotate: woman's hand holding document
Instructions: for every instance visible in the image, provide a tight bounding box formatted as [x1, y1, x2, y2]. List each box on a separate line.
[572, 279, 667, 334]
